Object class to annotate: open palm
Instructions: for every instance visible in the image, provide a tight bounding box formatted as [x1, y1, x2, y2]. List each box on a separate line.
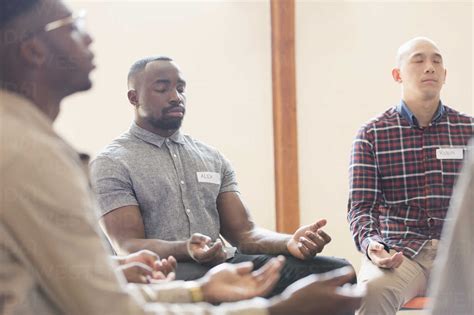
[200, 257, 284, 303]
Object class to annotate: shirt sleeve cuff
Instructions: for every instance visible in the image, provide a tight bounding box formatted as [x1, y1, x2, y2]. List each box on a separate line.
[96, 193, 139, 216]
[219, 184, 239, 194]
[362, 236, 390, 260]
[128, 281, 193, 303]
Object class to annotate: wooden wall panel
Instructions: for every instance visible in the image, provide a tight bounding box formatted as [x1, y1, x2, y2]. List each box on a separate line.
[270, 0, 300, 233]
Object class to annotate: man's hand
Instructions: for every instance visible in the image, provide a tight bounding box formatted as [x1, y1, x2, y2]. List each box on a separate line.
[120, 249, 177, 282]
[287, 219, 332, 260]
[199, 256, 285, 303]
[268, 266, 364, 315]
[118, 262, 154, 284]
[367, 241, 403, 269]
[153, 255, 177, 279]
[187, 233, 227, 266]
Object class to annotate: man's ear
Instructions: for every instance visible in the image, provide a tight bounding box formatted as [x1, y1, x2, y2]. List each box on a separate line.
[391, 68, 402, 83]
[127, 89, 139, 106]
[19, 38, 47, 67]
[443, 68, 447, 84]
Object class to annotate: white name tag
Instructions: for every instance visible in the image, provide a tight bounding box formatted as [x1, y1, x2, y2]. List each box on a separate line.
[196, 172, 221, 184]
[436, 148, 464, 160]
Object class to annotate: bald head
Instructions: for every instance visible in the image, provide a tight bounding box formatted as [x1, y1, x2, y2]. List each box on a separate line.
[396, 37, 441, 67]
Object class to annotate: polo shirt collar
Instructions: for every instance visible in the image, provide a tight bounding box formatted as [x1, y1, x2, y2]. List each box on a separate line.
[129, 122, 185, 147]
[396, 100, 445, 127]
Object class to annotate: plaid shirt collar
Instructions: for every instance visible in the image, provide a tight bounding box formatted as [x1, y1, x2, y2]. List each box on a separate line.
[396, 100, 446, 127]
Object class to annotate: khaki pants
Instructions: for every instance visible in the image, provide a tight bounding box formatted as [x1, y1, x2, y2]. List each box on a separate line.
[357, 240, 438, 315]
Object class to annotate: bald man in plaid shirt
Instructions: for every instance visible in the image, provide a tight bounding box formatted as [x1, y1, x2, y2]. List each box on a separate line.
[348, 37, 473, 315]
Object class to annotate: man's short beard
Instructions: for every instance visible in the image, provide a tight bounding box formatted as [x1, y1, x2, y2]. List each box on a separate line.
[149, 117, 183, 130]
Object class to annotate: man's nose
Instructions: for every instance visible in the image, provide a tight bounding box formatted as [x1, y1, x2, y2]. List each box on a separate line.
[84, 32, 93, 46]
[169, 89, 182, 105]
[424, 62, 435, 73]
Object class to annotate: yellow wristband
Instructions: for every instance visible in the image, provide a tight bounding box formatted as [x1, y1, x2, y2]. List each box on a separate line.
[186, 281, 204, 302]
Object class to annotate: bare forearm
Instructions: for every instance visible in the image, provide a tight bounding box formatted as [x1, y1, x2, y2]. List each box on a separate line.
[236, 228, 291, 255]
[116, 238, 190, 261]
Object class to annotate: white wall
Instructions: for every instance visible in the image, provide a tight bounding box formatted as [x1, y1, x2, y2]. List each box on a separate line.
[296, 0, 473, 270]
[56, 0, 276, 229]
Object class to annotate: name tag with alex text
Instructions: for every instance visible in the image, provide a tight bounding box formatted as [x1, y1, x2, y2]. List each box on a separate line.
[436, 148, 464, 160]
[196, 172, 221, 184]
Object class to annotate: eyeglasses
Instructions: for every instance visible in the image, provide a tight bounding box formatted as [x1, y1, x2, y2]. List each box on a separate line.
[43, 10, 87, 33]
[18, 10, 88, 45]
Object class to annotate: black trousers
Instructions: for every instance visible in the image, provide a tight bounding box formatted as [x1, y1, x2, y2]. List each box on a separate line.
[175, 253, 356, 296]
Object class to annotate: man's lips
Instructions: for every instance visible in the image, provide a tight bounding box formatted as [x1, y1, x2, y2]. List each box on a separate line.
[87, 51, 95, 65]
[165, 112, 184, 118]
[421, 78, 438, 83]
[164, 107, 185, 117]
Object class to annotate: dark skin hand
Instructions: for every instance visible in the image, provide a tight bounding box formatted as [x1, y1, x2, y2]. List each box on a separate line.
[187, 233, 227, 265]
[199, 256, 285, 303]
[268, 267, 364, 315]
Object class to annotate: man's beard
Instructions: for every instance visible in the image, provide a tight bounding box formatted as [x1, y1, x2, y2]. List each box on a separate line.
[149, 116, 183, 130]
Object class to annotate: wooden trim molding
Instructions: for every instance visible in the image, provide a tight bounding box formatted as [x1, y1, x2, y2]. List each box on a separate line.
[270, 0, 300, 233]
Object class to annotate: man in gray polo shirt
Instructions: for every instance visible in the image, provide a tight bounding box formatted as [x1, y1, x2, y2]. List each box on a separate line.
[90, 56, 354, 295]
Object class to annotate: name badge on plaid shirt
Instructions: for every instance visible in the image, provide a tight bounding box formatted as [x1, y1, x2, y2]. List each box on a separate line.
[436, 148, 464, 160]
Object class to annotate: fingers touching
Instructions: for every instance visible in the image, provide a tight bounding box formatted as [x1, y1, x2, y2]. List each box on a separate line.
[188, 234, 227, 265]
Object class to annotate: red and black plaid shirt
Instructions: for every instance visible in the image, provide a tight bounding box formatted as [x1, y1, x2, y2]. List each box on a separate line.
[348, 102, 473, 258]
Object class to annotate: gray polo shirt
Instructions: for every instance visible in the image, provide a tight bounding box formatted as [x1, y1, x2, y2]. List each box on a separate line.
[90, 123, 239, 241]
